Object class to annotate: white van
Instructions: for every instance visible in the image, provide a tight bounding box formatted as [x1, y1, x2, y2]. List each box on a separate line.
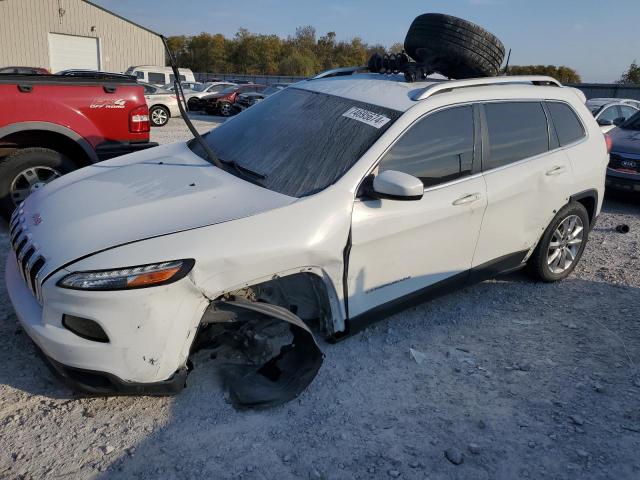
[124, 66, 195, 86]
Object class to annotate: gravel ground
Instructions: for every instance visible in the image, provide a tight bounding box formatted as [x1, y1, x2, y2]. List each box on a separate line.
[1, 117, 640, 479]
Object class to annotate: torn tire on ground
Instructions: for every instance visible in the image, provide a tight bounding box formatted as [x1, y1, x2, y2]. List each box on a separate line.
[199, 298, 324, 408]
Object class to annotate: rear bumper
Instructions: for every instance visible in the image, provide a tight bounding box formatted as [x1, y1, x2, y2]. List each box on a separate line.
[95, 141, 159, 161]
[606, 168, 640, 192]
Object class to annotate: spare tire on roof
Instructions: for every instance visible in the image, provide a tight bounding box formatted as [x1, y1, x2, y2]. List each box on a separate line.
[404, 13, 505, 79]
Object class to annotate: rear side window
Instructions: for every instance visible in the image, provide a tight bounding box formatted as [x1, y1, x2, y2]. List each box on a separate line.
[148, 72, 165, 84]
[379, 105, 474, 187]
[546, 102, 585, 146]
[484, 102, 549, 170]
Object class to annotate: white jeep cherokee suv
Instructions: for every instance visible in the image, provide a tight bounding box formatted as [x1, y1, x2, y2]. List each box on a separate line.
[5, 73, 607, 406]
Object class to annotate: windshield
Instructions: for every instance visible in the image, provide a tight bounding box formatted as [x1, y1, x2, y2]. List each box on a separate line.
[190, 87, 401, 197]
[191, 83, 208, 92]
[620, 111, 640, 130]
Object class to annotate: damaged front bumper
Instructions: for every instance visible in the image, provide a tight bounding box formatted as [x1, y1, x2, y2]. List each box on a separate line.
[6, 252, 325, 406]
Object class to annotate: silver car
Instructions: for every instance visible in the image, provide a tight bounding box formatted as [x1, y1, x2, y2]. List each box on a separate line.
[140, 82, 181, 127]
[586, 98, 639, 133]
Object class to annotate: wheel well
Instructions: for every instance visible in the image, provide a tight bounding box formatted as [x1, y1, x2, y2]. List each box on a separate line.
[211, 272, 336, 337]
[572, 193, 596, 226]
[0, 130, 92, 167]
[150, 104, 168, 112]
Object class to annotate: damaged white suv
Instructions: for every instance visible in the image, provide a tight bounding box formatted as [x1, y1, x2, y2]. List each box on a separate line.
[6, 73, 607, 406]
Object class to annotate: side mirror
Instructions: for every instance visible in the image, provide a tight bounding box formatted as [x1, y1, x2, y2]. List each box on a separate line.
[613, 116, 626, 126]
[370, 170, 423, 201]
[597, 118, 614, 127]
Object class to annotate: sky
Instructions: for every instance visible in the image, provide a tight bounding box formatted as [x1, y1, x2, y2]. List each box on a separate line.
[92, 0, 640, 83]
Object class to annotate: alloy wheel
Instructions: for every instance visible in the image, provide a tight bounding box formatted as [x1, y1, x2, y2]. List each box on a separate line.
[547, 214, 584, 274]
[220, 103, 232, 116]
[10, 166, 61, 205]
[151, 108, 168, 125]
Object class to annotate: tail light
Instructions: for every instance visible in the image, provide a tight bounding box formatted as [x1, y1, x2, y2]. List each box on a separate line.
[604, 133, 613, 154]
[129, 105, 150, 133]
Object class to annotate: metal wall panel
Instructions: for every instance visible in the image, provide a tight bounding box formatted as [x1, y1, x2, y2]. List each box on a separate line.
[0, 0, 164, 72]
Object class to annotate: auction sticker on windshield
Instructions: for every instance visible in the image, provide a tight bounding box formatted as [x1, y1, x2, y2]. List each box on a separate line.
[342, 107, 391, 129]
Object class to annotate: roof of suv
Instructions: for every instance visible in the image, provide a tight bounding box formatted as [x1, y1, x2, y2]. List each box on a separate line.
[296, 73, 576, 112]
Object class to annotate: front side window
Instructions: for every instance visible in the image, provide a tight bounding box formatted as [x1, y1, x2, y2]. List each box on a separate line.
[148, 72, 165, 84]
[484, 102, 549, 170]
[135, 71, 144, 80]
[546, 102, 585, 146]
[379, 106, 475, 187]
[191, 88, 401, 197]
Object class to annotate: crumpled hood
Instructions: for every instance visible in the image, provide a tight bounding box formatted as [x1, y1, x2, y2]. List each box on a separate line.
[609, 128, 640, 155]
[20, 142, 295, 271]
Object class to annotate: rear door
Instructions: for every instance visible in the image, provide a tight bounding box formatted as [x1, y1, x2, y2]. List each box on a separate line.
[472, 101, 574, 269]
[347, 105, 488, 317]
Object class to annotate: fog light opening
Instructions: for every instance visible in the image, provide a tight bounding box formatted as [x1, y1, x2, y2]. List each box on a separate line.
[62, 315, 110, 343]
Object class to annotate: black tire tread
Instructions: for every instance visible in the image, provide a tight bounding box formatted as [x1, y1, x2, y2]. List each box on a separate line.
[404, 13, 506, 79]
[0, 147, 75, 221]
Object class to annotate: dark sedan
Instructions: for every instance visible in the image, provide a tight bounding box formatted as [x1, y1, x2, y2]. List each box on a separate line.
[606, 112, 640, 193]
[234, 84, 291, 112]
[198, 84, 267, 116]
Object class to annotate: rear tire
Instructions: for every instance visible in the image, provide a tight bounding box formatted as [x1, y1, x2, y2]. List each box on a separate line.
[527, 202, 590, 282]
[404, 13, 505, 79]
[150, 105, 170, 127]
[0, 148, 75, 221]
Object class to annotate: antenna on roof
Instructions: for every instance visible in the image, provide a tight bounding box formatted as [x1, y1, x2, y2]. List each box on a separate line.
[502, 49, 512, 76]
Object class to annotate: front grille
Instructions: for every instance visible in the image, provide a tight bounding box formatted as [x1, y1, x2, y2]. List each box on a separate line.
[609, 153, 640, 174]
[9, 208, 47, 303]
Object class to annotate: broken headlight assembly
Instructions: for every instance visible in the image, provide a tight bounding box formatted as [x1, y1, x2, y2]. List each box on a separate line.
[57, 259, 195, 291]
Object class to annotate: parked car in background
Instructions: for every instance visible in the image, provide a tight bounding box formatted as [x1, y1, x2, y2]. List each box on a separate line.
[140, 82, 180, 127]
[199, 84, 267, 116]
[0, 66, 49, 75]
[605, 111, 640, 193]
[185, 82, 236, 111]
[124, 66, 195, 86]
[586, 98, 639, 133]
[0, 73, 156, 220]
[233, 83, 291, 112]
[163, 81, 202, 92]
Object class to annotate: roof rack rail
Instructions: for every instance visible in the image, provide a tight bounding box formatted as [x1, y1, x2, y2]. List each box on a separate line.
[416, 75, 562, 100]
[312, 66, 367, 79]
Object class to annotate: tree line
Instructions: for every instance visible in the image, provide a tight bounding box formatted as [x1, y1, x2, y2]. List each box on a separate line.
[167, 26, 402, 77]
[168, 27, 638, 84]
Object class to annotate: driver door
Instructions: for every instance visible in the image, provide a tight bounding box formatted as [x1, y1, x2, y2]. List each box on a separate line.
[347, 105, 488, 318]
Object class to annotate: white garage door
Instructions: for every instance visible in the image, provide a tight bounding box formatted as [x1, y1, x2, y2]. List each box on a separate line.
[48, 33, 100, 72]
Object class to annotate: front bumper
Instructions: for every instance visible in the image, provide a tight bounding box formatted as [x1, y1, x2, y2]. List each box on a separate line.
[5, 251, 208, 391]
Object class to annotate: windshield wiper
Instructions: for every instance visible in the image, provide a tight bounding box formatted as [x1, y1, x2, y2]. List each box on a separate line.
[220, 159, 267, 183]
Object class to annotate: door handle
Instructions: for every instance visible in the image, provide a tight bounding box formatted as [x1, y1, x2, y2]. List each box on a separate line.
[452, 193, 481, 206]
[546, 165, 566, 176]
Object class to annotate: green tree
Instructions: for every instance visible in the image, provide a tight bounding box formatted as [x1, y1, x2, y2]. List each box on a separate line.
[618, 61, 640, 84]
[508, 65, 581, 83]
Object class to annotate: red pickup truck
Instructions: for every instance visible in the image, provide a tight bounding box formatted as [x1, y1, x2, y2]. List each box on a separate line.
[0, 74, 158, 221]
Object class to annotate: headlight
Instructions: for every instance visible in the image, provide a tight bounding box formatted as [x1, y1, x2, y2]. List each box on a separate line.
[58, 259, 195, 291]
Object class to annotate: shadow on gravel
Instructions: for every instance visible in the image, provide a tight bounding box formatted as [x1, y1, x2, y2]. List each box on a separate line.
[90, 275, 640, 480]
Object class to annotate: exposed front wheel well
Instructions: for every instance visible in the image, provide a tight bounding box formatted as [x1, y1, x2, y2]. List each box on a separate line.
[205, 272, 338, 338]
